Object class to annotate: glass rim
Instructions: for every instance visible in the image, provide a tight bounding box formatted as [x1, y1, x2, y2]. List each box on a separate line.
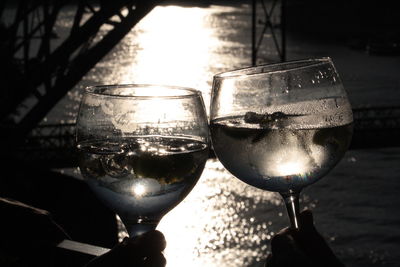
[214, 57, 333, 79]
[84, 83, 202, 99]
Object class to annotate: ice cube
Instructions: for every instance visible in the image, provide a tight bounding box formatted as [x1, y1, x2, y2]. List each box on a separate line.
[101, 153, 133, 178]
[244, 111, 289, 127]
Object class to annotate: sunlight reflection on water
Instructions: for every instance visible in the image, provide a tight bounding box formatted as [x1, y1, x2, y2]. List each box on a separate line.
[115, 7, 284, 265]
[113, 5, 250, 115]
[71, 5, 285, 266]
[47, 5, 251, 123]
[158, 159, 281, 267]
[115, 159, 284, 267]
[51, 4, 400, 266]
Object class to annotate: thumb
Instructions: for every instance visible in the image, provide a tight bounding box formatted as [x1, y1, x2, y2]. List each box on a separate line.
[299, 209, 315, 231]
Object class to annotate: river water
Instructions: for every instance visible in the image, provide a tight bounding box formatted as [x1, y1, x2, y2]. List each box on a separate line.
[44, 4, 400, 267]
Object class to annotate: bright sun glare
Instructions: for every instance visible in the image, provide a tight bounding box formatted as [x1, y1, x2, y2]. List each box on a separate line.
[276, 161, 305, 176]
[275, 148, 310, 177]
[132, 183, 146, 197]
[113, 5, 268, 267]
[121, 6, 217, 93]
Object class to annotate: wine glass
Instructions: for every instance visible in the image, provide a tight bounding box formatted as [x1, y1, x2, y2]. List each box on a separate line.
[210, 57, 353, 229]
[76, 84, 209, 237]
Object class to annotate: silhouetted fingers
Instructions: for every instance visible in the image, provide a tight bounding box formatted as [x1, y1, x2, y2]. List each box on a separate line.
[295, 210, 344, 266]
[143, 252, 167, 267]
[299, 209, 314, 229]
[295, 210, 326, 247]
[86, 231, 167, 267]
[270, 230, 296, 255]
[264, 253, 273, 267]
[269, 232, 311, 266]
[126, 230, 166, 255]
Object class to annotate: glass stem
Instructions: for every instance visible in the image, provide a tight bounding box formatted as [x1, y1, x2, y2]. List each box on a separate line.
[280, 191, 300, 230]
[121, 217, 159, 238]
[126, 223, 158, 237]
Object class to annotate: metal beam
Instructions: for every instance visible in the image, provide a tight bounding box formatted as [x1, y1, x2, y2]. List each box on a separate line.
[1, 0, 162, 148]
[251, 0, 286, 65]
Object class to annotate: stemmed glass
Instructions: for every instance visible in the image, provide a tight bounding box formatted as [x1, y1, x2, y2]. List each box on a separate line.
[76, 84, 209, 237]
[210, 58, 353, 229]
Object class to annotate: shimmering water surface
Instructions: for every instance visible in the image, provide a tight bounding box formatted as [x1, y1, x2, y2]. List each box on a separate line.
[51, 4, 400, 267]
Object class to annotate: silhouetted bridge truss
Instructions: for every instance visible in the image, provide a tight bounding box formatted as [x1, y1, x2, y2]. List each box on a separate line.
[12, 106, 400, 168]
[2, 1, 400, 168]
[18, 123, 77, 168]
[1, 0, 163, 149]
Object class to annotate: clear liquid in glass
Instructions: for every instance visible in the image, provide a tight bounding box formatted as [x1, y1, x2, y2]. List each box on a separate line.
[210, 110, 353, 193]
[77, 136, 208, 227]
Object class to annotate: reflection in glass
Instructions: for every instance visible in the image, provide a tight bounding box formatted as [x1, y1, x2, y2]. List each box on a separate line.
[76, 84, 209, 237]
[210, 58, 353, 229]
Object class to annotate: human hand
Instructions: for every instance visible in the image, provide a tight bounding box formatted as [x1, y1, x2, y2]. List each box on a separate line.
[85, 230, 166, 267]
[265, 210, 345, 267]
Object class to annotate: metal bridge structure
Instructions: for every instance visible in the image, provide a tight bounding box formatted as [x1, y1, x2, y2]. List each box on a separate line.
[250, 0, 400, 151]
[13, 106, 400, 168]
[1, 1, 400, 169]
[251, 0, 286, 65]
[0, 0, 162, 149]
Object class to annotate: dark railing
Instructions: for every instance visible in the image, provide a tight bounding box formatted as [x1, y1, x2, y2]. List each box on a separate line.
[251, 0, 286, 65]
[12, 106, 400, 168]
[353, 106, 400, 131]
[17, 123, 77, 168]
[351, 106, 400, 149]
